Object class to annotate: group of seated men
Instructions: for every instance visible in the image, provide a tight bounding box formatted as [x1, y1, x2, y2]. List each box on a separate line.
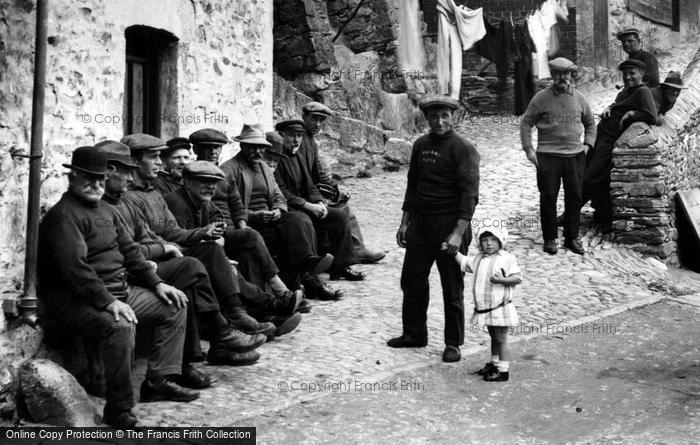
[38, 101, 385, 427]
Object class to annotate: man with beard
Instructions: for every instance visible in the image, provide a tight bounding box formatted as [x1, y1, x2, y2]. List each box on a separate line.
[273, 119, 364, 281]
[388, 95, 480, 363]
[39, 146, 195, 427]
[188, 128, 296, 297]
[120, 133, 277, 342]
[299, 101, 385, 264]
[582, 59, 657, 234]
[520, 58, 596, 255]
[617, 28, 659, 88]
[220, 124, 343, 301]
[152, 137, 191, 195]
[651, 71, 687, 125]
[164, 160, 308, 335]
[96, 140, 264, 371]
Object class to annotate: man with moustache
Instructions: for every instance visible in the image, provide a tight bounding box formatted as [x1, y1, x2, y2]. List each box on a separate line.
[38, 146, 195, 428]
[520, 58, 596, 255]
[120, 133, 277, 340]
[617, 28, 659, 88]
[220, 124, 342, 301]
[97, 140, 264, 371]
[388, 95, 480, 363]
[164, 161, 307, 335]
[582, 59, 657, 234]
[152, 137, 191, 195]
[299, 102, 385, 264]
[273, 119, 364, 281]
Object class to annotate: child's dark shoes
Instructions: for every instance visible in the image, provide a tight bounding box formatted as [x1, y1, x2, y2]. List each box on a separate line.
[473, 362, 497, 375]
[484, 370, 509, 382]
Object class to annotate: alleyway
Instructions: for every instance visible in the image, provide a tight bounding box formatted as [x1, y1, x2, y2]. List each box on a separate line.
[129, 115, 699, 434]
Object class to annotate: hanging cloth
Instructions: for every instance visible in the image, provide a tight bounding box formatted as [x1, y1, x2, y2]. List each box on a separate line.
[474, 17, 513, 85]
[437, 0, 486, 99]
[513, 21, 537, 115]
[397, 0, 426, 73]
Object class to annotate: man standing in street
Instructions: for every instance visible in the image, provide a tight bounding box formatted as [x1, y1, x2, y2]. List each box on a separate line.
[388, 95, 480, 363]
[618, 28, 659, 88]
[520, 57, 596, 255]
[300, 101, 385, 264]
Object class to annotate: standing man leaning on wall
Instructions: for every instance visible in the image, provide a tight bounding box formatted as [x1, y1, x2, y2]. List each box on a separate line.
[388, 95, 480, 364]
[520, 58, 596, 255]
[299, 101, 386, 264]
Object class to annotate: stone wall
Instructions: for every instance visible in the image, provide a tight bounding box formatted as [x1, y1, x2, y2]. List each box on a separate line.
[0, 0, 273, 374]
[611, 47, 700, 261]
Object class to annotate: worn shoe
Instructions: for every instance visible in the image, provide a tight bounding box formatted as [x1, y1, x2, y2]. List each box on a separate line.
[329, 266, 366, 281]
[140, 376, 200, 403]
[265, 312, 303, 337]
[272, 289, 303, 317]
[175, 366, 215, 389]
[564, 238, 585, 255]
[228, 308, 277, 338]
[387, 335, 428, 348]
[301, 273, 343, 301]
[103, 409, 137, 428]
[213, 328, 267, 353]
[206, 348, 260, 366]
[543, 239, 558, 255]
[442, 345, 461, 362]
[473, 362, 497, 376]
[300, 253, 334, 274]
[351, 248, 386, 264]
[484, 370, 509, 382]
[296, 298, 311, 313]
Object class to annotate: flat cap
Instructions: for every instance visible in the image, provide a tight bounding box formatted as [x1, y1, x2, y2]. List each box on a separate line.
[183, 160, 225, 181]
[94, 140, 138, 168]
[619, 59, 646, 72]
[661, 71, 688, 89]
[234, 124, 271, 147]
[120, 133, 167, 152]
[548, 57, 577, 72]
[616, 28, 640, 40]
[418, 94, 460, 112]
[302, 101, 333, 117]
[189, 128, 228, 146]
[162, 137, 191, 158]
[275, 119, 306, 133]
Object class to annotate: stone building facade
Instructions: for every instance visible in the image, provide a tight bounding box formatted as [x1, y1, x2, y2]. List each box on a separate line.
[0, 0, 273, 385]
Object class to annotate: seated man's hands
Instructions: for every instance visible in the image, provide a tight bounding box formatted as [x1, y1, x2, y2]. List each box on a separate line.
[163, 243, 183, 258]
[105, 299, 138, 324]
[270, 208, 282, 221]
[204, 222, 226, 239]
[600, 106, 612, 119]
[303, 202, 328, 219]
[154, 282, 188, 308]
[248, 210, 277, 224]
[619, 110, 635, 129]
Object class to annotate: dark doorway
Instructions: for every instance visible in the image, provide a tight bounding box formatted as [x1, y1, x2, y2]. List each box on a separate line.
[124, 26, 178, 136]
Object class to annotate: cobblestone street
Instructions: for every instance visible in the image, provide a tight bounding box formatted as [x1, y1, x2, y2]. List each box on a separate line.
[131, 116, 698, 429]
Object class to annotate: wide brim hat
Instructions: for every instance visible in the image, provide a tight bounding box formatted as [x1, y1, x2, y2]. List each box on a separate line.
[616, 28, 640, 40]
[94, 140, 138, 168]
[548, 57, 578, 73]
[189, 129, 228, 146]
[233, 124, 272, 147]
[618, 59, 646, 72]
[275, 119, 307, 133]
[661, 71, 688, 89]
[418, 94, 460, 112]
[63, 145, 110, 176]
[183, 160, 225, 182]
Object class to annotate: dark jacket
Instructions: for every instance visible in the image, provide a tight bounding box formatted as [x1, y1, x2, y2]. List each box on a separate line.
[628, 49, 660, 88]
[219, 154, 288, 213]
[151, 172, 183, 196]
[274, 149, 324, 209]
[38, 191, 162, 310]
[164, 188, 225, 230]
[598, 84, 657, 138]
[297, 132, 335, 187]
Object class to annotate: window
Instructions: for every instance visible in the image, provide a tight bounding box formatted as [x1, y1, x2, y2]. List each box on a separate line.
[124, 26, 178, 136]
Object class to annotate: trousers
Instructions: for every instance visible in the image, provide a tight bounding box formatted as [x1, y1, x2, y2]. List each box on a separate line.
[582, 130, 619, 229]
[536, 152, 585, 240]
[224, 227, 279, 288]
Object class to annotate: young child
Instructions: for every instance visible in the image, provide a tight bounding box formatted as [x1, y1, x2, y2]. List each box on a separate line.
[454, 225, 522, 382]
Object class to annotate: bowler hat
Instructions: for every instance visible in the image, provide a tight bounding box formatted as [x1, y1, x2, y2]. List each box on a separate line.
[548, 57, 577, 72]
[94, 140, 138, 168]
[661, 71, 688, 89]
[619, 59, 646, 72]
[120, 133, 167, 153]
[275, 119, 306, 133]
[302, 101, 333, 117]
[418, 94, 460, 112]
[162, 137, 191, 158]
[616, 28, 640, 40]
[189, 128, 228, 146]
[63, 145, 110, 176]
[233, 124, 272, 147]
[183, 160, 225, 182]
